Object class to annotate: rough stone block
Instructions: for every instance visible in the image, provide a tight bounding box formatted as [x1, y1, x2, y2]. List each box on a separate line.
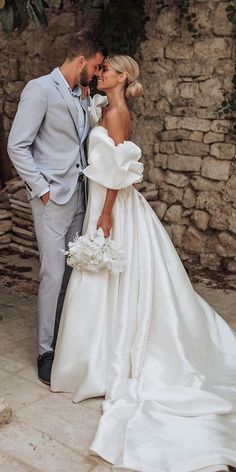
[174, 61, 213, 77]
[176, 140, 209, 157]
[160, 130, 190, 141]
[183, 226, 207, 254]
[194, 38, 232, 60]
[191, 210, 210, 231]
[148, 168, 165, 186]
[211, 143, 235, 160]
[213, 3, 232, 36]
[167, 154, 202, 172]
[154, 153, 168, 169]
[160, 78, 179, 102]
[216, 232, 236, 257]
[159, 182, 184, 204]
[171, 224, 186, 247]
[141, 190, 158, 202]
[153, 201, 167, 220]
[0, 233, 12, 244]
[4, 81, 25, 100]
[156, 7, 179, 36]
[198, 78, 223, 108]
[0, 398, 12, 424]
[225, 174, 236, 201]
[160, 142, 175, 154]
[203, 132, 225, 144]
[165, 170, 189, 188]
[190, 176, 225, 192]
[179, 82, 199, 99]
[140, 38, 164, 59]
[164, 204, 188, 224]
[165, 116, 211, 132]
[165, 42, 193, 60]
[211, 120, 231, 133]
[201, 157, 231, 181]
[4, 101, 17, 119]
[0, 220, 13, 235]
[228, 210, 236, 235]
[196, 191, 223, 214]
[227, 258, 236, 273]
[183, 188, 196, 208]
[189, 131, 203, 142]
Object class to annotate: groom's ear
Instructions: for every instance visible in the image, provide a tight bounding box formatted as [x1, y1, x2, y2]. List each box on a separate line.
[75, 55, 87, 68]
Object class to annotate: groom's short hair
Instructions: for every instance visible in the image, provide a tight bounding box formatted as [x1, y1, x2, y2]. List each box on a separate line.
[66, 29, 107, 60]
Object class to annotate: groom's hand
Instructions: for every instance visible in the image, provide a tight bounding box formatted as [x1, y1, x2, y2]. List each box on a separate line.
[40, 191, 50, 206]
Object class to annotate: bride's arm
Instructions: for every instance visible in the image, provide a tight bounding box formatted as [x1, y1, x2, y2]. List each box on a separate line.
[96, 110, 125, 238]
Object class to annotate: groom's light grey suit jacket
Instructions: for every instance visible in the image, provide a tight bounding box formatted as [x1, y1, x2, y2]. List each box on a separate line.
[8, 68, 90, 204]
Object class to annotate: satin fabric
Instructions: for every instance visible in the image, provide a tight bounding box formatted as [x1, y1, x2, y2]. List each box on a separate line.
[51, 126, 236, 472]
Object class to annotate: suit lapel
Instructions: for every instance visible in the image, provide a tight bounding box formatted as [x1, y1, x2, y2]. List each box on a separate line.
[80, 98, 90, 144]
[51, 68, 81, 141]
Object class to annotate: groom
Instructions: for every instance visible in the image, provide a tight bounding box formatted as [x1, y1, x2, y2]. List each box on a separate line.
[8, 30, 106, 385]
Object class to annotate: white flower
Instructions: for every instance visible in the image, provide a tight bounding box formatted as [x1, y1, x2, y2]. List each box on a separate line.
[61, 228, 126, 275]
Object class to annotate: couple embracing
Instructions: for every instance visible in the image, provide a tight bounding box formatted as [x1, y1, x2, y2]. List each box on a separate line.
[8, 29, 236, 472]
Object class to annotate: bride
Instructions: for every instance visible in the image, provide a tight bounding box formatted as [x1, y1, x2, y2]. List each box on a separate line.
[51, 55, 236, 472]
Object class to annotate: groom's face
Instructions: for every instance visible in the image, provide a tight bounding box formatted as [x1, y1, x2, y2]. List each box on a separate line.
[79, 52, 104, 86]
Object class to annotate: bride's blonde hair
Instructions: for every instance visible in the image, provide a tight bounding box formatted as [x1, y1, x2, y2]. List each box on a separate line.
[106, 55, 143, 98]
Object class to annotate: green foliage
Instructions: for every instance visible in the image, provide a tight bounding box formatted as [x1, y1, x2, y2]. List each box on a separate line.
[217, 1, 236, 126]
[0, 0, 48, 34]
[226, 0, 236, 25]
[177, 0, 200, 38]
[97, 0, 146, 55]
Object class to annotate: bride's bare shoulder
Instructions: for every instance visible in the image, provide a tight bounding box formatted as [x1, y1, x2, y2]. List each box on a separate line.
[103, 108, 131, 143]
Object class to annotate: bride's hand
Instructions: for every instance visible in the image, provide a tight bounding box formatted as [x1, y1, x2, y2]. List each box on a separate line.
[97, 213, 113, 238]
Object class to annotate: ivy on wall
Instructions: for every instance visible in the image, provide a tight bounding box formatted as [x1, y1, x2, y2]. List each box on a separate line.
[217, 0, 236, 133]
[157, 0, 236, 134]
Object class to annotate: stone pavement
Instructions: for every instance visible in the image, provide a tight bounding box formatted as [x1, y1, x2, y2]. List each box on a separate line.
[0, 254, 236, 472]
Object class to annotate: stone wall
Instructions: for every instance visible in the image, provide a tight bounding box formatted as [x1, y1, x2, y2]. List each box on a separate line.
[0, 0, 236, 271]
[131, 0, 236, 272]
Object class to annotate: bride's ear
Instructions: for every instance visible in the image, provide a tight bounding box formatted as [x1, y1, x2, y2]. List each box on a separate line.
[118, 72, 127, 85]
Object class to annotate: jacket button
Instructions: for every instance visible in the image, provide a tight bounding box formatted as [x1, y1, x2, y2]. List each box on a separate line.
[76, 164, 79, 168]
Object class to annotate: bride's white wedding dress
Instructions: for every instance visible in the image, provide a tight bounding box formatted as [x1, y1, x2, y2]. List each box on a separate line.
[51, 117, 236, 471]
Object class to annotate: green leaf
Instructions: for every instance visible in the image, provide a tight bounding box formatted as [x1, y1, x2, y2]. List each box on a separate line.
[14, 0, 28, 32]
[31, 0, 43, 14]
[0, 4, 14, 33]
[41, 0, 49, 8]
[27, 2, 47, 26]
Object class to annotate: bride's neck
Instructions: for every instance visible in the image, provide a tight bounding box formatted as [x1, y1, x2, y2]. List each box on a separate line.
[105, 89, 126, 109]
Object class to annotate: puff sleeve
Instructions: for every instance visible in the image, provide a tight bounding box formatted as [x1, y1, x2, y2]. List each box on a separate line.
[83, 127, 143, 190]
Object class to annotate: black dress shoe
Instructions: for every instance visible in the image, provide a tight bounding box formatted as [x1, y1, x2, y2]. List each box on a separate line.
[37, 351, 54, 385]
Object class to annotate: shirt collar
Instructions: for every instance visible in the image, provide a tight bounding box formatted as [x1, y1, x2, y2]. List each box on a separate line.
[57, 67, 81, 97]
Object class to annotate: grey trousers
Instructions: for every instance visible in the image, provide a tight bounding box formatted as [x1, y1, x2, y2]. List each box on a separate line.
[30, 181, 85, 355]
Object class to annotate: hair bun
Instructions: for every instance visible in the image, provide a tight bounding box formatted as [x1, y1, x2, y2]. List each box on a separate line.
[125, 81, 144, 98]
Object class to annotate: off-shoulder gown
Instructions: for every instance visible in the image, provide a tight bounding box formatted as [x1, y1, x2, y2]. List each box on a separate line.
[51, 125, 236, 472]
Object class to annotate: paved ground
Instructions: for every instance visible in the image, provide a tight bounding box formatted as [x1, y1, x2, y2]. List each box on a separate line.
[0, 253, 236, 472]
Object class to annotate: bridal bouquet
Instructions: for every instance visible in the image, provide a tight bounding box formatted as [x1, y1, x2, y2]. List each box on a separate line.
[62, 228, 127, 275]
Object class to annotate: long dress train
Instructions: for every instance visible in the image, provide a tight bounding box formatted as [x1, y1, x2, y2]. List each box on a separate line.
[51, 124, 236, 472]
